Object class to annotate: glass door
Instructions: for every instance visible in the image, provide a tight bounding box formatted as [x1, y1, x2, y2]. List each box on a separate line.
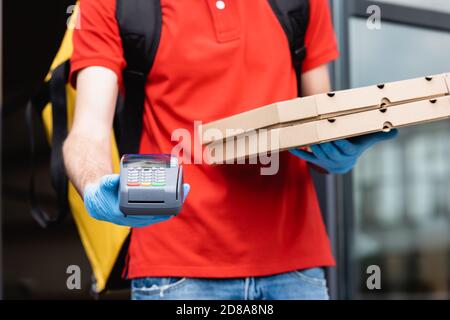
[329, 0, 450, 299]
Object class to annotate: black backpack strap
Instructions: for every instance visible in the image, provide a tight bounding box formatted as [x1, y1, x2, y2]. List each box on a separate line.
[115, 0, 162, 155]
[268, 0, 310, 96]
[26, 60, 71, 228]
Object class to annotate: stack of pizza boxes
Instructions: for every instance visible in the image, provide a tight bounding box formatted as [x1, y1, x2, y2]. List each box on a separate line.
[200, 73, 450, 164]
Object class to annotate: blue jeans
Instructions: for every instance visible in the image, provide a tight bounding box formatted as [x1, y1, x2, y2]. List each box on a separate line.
[131, 268, 329, 300]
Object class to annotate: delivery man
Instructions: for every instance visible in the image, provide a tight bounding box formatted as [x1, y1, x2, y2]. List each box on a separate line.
[63, 0, 397, 300]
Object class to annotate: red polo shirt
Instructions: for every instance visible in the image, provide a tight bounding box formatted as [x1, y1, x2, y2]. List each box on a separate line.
[72, 0, 339, 278]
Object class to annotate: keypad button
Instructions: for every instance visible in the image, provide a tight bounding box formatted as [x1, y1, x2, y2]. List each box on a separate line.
[127, 183, 140, 187]
[141, 183, 152, 186]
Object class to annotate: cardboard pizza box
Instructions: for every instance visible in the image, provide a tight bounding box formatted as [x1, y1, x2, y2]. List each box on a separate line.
[201, 74, 449, 142]
[201, 73, 450, 164]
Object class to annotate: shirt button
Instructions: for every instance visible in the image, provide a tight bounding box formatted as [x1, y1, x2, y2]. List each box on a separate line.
[216, 1, 225, 10]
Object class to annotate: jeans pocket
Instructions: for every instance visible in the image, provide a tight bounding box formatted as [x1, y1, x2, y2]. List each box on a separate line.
[291, 267, 327, 287]
[131, 277, 187, 298]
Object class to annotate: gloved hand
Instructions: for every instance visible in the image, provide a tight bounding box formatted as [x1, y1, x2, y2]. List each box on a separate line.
[84, 174, 190, 228]
[290, 129, 398, 174]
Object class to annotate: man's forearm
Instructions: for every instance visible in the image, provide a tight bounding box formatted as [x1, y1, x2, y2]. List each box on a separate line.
[63, 66, 119, 196]
[301, 64, 332, 97]
[63, 132, 113, 197]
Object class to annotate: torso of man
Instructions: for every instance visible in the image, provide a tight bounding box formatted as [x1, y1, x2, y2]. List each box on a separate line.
[71, 0, 339, 278]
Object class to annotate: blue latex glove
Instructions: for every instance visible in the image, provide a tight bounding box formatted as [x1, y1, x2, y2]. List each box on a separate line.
[290, 129, 398, 174]
[84, 174, 190, 228]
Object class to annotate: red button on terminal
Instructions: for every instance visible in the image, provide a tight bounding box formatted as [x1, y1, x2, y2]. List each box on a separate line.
[127, 183, 140, 187]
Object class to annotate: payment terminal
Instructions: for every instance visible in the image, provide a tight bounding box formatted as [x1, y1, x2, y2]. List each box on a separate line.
[119, 154, 184, 216]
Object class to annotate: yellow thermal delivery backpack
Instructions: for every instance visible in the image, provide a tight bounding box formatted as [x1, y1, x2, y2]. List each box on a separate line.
[38, 7, 128, 294]
[28, 0, 165, 292]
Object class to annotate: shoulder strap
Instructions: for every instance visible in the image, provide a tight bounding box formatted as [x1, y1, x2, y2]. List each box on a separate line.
[26, 60, 70, 228]
[115, 0, 162, 155]
[267, 0, 310, 96]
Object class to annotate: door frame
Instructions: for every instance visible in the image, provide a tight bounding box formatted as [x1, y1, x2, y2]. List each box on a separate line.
[324, 0, 450, 300]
